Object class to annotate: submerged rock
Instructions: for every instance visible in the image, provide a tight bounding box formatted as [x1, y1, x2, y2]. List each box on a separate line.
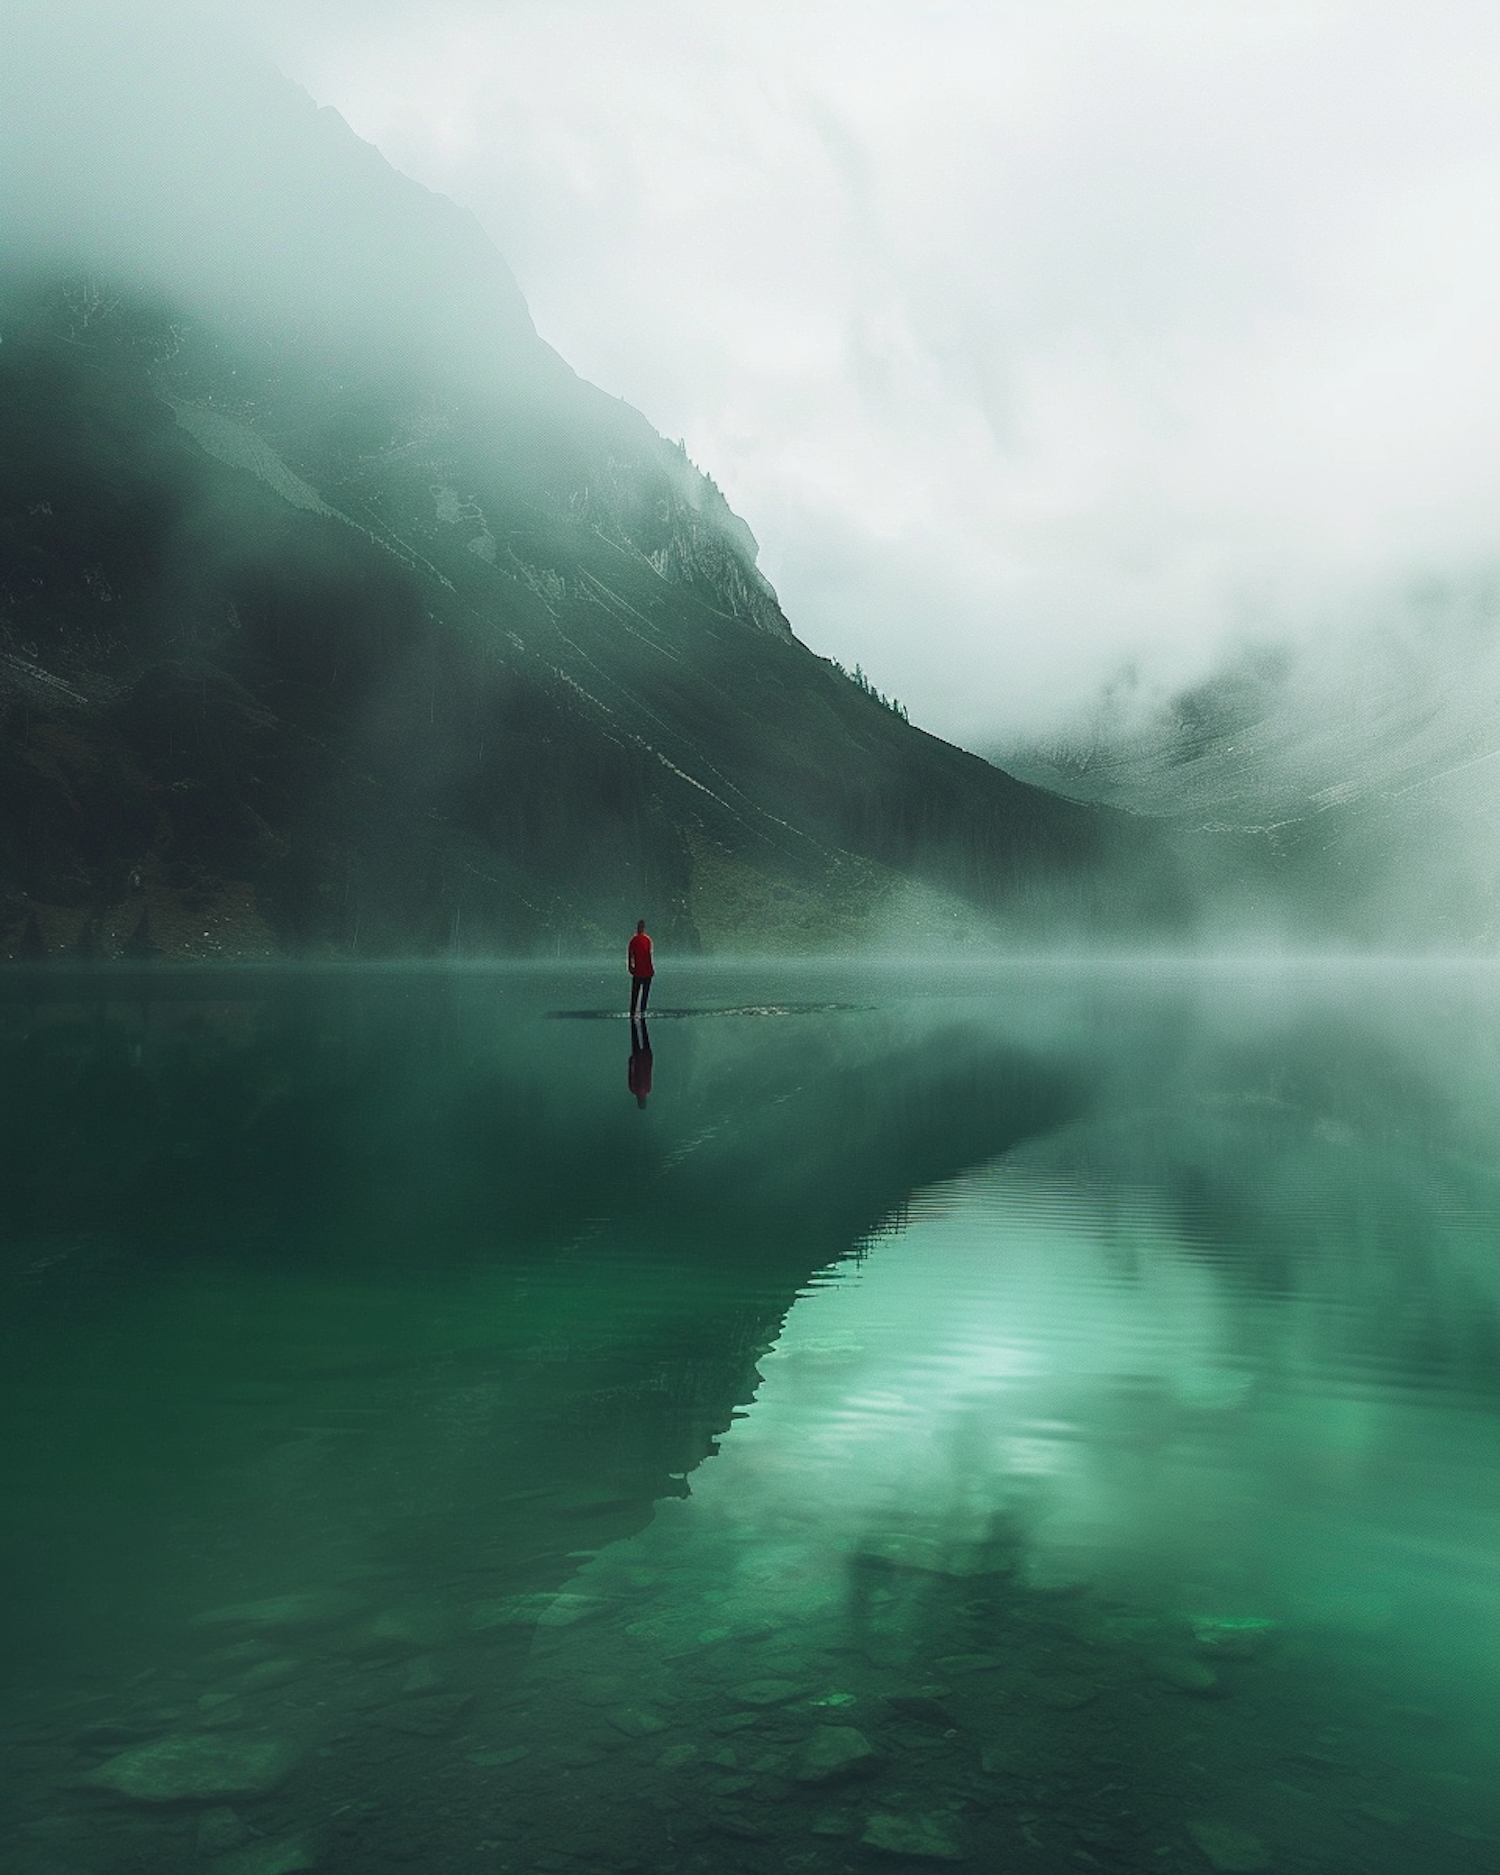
[1186, 1820, 1272, 1871]
[471, 1592, 604, 1631]
[399, 1657, 443, 1696]
[861, 1812, 964, 1860]
[1190, 1618, 1278, 1661]
[730, 1678, 802, 1707]
[191, 1593, 364, 1634]
[18, 1815, 93, 1844]
[369, 1693, 473, 1736]
[708, 1811, 772, 1842]
[553, 1742, 605, 1768]
[574, 1674, 630, 1707]
[350, 1607, 453, 1655]
[1282, 1749, 1356, 1779]
[237, 1660, 302, 1693]
[74, 1718, 164, 1747]
[1356, 1803, 1409, 1827]
[1029, 1675, 1098, 1710]
[607, 1708, 667, 1738]
[980, 1741, 1032, 1776]
[218, 1837, 318, 1875]
[208, 1641, 279, 1668]
[84, 1735, 298, 1803]
[196, 1808, 251, 1855]
[1151, 1656, 1221, 1696]
[471, 1596, 549, 1630]
[884, 1694, 957, 1728]
[794, 1727, 875, 1783]
[466, 1746, 530, 1768]
[855, 1534, 1011, 1579]
[536, 1594, 609, 1629]
[1076, 1613, 1158, 1651]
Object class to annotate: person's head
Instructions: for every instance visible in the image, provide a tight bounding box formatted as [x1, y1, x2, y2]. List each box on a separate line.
[636, 920, 646, 934]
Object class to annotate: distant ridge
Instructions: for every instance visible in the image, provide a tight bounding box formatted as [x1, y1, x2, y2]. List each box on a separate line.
[999, 625, 1500, 951]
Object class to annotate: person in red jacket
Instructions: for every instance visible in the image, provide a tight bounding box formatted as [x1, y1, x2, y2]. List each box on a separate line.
[627, 919, 654, 1021]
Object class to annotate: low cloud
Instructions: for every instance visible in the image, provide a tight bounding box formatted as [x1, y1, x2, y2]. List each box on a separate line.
[267, 0, 1500, 743]
[7, 1, 1500, 747]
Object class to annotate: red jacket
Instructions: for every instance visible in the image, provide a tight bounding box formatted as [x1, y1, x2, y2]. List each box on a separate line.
[627, 932, 654, 978]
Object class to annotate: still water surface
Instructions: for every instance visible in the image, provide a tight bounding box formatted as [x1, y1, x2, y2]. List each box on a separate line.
[1, 961, 1496, 1875]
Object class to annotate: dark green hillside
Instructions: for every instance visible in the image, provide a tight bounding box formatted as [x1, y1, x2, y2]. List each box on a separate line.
[0, 74, 1160, 961]
[0, 275, 1160, 961]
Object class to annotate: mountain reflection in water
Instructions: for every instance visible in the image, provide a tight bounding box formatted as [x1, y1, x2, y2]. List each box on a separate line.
[0, 961, 1495, 1875]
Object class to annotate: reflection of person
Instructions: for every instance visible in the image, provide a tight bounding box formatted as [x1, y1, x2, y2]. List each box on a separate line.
[627, 919, 654, 1021]
[628, 1024, 654, 1109]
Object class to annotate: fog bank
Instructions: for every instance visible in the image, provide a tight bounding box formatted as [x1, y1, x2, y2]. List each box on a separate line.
[263, 0, 1500, 745]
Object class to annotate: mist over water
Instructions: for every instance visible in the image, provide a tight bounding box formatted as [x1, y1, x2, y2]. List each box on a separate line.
[994, 583, 1500, 953]
[2, 960, 1495, 1875]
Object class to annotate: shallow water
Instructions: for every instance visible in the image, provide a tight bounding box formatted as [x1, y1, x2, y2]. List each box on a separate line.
[1, 960, 1496, 1875]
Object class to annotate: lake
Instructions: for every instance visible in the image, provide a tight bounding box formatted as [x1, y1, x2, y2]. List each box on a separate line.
[1, 960, 1496, 1875]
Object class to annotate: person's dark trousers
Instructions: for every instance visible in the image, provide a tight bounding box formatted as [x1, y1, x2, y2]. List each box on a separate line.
[631, 976, 652, 1019]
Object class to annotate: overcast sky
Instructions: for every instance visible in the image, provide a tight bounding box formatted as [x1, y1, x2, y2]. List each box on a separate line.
[25, 2, 1500, 746]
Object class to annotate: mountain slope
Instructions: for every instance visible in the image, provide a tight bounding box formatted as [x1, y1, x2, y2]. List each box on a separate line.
[999, 620, 1500, 949]
[0, 57, 1154, 960]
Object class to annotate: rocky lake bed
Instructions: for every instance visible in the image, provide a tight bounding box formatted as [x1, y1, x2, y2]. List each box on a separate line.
[3, 964, 1496, 1875]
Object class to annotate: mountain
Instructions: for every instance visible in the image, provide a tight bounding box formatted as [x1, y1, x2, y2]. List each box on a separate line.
[0, 48, 1161, 961]
[0, 267, 1144, 962]
[998, 615, 1500, 950]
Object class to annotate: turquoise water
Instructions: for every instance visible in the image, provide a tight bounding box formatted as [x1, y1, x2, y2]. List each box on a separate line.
[1, 961, 1496, 1875]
